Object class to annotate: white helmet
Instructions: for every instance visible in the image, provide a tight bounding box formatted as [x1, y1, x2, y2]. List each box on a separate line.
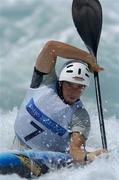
[59, 61, 90, 86]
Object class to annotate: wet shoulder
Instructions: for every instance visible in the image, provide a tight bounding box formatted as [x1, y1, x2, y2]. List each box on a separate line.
[72, 107, 90, 127]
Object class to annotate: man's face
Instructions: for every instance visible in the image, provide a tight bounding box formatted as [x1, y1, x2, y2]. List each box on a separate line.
[61, 81, 86, 105]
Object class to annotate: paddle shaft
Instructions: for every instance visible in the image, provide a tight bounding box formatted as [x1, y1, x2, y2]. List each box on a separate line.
[89, 47, 107, 150]
[72, 0, 107, 150]
[94, 72, 107, 149]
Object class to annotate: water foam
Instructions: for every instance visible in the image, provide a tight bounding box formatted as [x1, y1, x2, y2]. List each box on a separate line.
[1, 0, 119, 179]
[0, 105, 119, 179]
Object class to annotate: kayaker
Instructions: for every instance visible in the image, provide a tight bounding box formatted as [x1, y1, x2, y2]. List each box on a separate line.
[14, 40, 105, 163]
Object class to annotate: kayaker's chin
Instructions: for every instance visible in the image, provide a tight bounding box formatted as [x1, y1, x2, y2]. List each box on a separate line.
[63, 95, 79, 105]
[61, 81, 84, 105]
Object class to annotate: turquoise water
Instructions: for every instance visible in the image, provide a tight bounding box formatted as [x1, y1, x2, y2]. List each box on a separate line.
[0, 0, 119, 118]
[0, 0, 119, 179]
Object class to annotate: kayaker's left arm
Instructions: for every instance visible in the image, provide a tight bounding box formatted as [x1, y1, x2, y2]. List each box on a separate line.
[69, 132, 105, 163]
[69, 108, 106, 163]
[69, 132, 87, 163]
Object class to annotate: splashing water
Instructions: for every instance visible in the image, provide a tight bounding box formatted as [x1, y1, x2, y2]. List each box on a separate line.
[0, 0, 119, 179]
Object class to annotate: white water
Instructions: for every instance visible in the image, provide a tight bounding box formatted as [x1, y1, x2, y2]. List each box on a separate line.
[1, 0, 119, 179]
[1, 105, 119, 180]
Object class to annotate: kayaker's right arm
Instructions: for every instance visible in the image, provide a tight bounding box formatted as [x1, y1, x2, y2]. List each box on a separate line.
[35, 40, 103, 74]
[30, 40, 104, 88]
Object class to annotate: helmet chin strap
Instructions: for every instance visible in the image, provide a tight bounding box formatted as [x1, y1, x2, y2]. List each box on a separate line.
[56, 81, 64, 101]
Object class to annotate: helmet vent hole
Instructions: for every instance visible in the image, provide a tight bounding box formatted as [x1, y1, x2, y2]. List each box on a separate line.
[78, 68, 81, 75]
[85, 73, 89, 77]
[67, 65, 73, 68]
[66, 70, 73, 73]
[86, 68, 90, 72]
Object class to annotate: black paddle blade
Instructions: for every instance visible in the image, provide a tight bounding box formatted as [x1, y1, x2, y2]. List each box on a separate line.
[72, 0, 102, 58]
